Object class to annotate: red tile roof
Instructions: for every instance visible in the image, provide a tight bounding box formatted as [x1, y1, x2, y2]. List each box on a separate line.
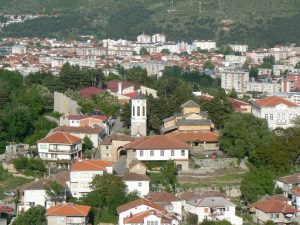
[38, 132, 82, 144]
[101, 134, 134, 145]
[278, 173, 300, 184]
[291, 187, 300, 196]
[105, 80, 140, 93]
[71, 159, 113, 171]
[46, 204, 91, 216]
[252, 96, 298, 108]
[117, 198, 164, 214]
[123, 210, 174, 224]
[124, 135, 190, 150]
[68, 115, 109, 121]
[80, 87, 104, 99]
[128, 159, 147, 169]
[53, 125, 103, 134]
[166, 131, 219, 143]
[122, 172, 150, 181]
[144, 192, 181, 202]
[249, 200, 298, 213]
[123, 91, 138, 98]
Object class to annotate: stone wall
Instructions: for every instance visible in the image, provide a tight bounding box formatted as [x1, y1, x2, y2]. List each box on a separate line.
[54, 92, 81, 115]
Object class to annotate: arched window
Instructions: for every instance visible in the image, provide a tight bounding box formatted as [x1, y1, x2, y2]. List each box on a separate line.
[132, 106, 135, 116]
[143, 106, 145, 116]
[137, 106, 140, 116]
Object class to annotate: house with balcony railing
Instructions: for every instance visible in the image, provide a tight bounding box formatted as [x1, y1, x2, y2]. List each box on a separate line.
[38, 132, 82, 161]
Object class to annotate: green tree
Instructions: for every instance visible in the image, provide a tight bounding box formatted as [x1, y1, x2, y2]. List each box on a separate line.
[13, 206, 46, 225]
[82, 136, 94, 151]
[186, 213, 198, 225]
[120, 103, 131, 128]
[261, 56, 275, 69]
[249, 66, 259, 79]
[140, 47, 149, 55]
[295, 61, 300, 69]
[45, 181, 65, 205]
[203, 61, 215, 70]
[161, 49, 170, 54]
[161, 161, 177, 193]
[220, 113, 271, 159]
[240, 166, 274, 203]
[227, 89, 238, 99]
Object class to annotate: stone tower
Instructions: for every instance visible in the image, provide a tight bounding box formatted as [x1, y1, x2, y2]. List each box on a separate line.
[131, 93, 147, 136]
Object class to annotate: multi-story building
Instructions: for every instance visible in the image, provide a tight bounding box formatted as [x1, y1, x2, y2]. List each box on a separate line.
[251, 96, 300, 129]
[221, 68, 249, 94]
[68, 159, 113, 198]
[151, 34, 166, 43]
[137, 34, 152, 44]
[287, 74, 300, 90]
[229, 44, 248, 53]
[193, 40, 216, 50]
[246, 80, 281, 96]
[38, 132, 82, 161]
[46, 203, 91, 225]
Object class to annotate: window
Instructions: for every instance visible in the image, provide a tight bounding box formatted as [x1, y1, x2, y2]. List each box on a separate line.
[270, 213, 279, 219]
[138, 182, 142, 187]
[160, 150, 164, 156]
[137, 106, 140, 116]
[132, 106, 135, 116]
[143, 106, 145, 116]
[171, 150, 175, 156]
[181, 150, 185, 156]
[106, 145, 109, 149]
[265, 114, 268, 120]
[204, 208, 209, 213]
[140, 150, 144, 157]
[150, 150, 154, 156]
[282, 114, 285, 120]
[270, 114, 273, 120]
[277, 114, 280, 120]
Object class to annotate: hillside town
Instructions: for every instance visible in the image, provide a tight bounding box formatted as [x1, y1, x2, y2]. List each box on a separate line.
[0, 32, 300, 225]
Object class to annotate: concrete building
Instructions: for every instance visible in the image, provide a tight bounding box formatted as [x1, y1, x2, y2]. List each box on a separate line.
[137, 34, 152, 44]
[221, 69, 249, 94]
[68, 159, 113, 198]
[12, 45, 26, 54]
[246, 80, 281, 96]
[251, 96, 300, 129]
[38, 132, 82, 161]
[193, 40, 216, 50]
[151, 34, 166, 43]
[131, 94, 147, 136]
[229, 44, 248, 53]
[46, 203, 91, 225]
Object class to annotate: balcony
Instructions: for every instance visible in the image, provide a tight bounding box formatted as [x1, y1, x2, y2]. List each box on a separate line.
[276, 120, 286, 125]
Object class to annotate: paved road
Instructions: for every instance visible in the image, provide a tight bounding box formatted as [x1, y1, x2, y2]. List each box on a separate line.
[113, 155, 127, 175]
[44, 115, 59, 125]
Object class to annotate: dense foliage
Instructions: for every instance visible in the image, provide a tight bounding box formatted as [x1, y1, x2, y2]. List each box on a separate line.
[12, 206, 46, 225]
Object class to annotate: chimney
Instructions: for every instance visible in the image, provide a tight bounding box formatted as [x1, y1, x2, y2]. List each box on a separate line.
[118, 82, 122, 95]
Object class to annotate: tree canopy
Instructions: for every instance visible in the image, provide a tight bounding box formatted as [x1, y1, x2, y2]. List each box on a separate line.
[13, 206, 46, 225]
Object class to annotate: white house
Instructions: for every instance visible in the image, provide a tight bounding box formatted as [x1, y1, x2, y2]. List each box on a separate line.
[275, 173, 300, 196]
[291, 188, 300, 210]
[193, 40, 216, 50]
[152, 34, 166, 43]
[251, 96, 300, 129]
[46, 203, 91, 225]
[183, 196, 243, 225]
[18, 171, 69, 212]
[137, 34, 152, 44]
[38, 132, 82, 161]
[117, 198, 165, 225]
[122, 172, 150, 197]
[144, 192, 183, 219]
[123, 210, 178, 225]
[68, 159, 113, 198]
[229, 44, 248, 53]
[124, 135, 190, 171]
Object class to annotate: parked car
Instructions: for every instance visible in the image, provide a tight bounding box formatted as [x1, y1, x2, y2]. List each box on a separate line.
[3, 191, 15, 197]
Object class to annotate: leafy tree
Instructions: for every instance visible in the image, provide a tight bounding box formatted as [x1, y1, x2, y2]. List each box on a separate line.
[295, 61, 300, 69]
[83, 150, 92, 159]
[261, 56, 275, 69]
[161, 161, 177, 193]
[220, 113, 271, 159]
[161, 49, 170, 54]
[45, 181, 65, 205]
[203, 61, 215, 70]
[12, 206, 46, 225]
[249, 66, 259, 79]
[82, 136, 94, 151]
[120, 103, 131, 128]
[200, 220, 232, 225]
[240, 166, 274, 203]
[140, 47, 149, 55]
[186, 213, 198, 225]
[227, 89, 238, 99]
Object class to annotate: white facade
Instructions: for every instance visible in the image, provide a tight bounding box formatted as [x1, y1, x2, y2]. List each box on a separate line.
[291, 193, 300, 210]
[38, 142, 82, 161]
[124, 213, 178, 225]
[221, 69, 249, 93]
[21, 190, 55, 212]
[131, 96, 147, 136]
[251, 103, 300, 129]
[137, 34, 152, 44]
[124, 180, 150, 196]
[12, 45, 26, 54]
[136, 149, 189, 161]
[193, 40, 216, 50]
[69, 167, 113, 198]
[229, 44, 248, 53]
[152, 34, 166, 43]
[247, 81, 281, 95]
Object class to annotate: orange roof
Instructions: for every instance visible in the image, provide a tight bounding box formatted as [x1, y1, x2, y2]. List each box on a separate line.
[166, 131, 219, 143]
[46, 204, 90, 216]
[117, 198, 164, 214]
[291, 187, 300, 196]
[38, 132, 82, 144]
[123, 210, 174, 224]
[124, 135, 190, 150]
[71, 159, 113, 171]
[249, 200, 298, 213]
[252, 96, 298, 108]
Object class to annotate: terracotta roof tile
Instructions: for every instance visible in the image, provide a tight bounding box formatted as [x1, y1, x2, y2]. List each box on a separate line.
[278, 173, 300, 184]
[291, 187, 300, 196]
[249, 200, 298, 213]
[124, 135, 190, 150]
[38, 132, 82, 144]
[53, 126, 103, 134]
[252, 96, 298, 107]
[180, 100, 200, 108]
[128, 160, 147, 169]
[166, 131, 219, 143]
[46, 203, 90, 216]
[144, 192, 181, 203]
[123, 210, 174, 224]
[71, 159, 113, 171]
[68, 115, 109, 121]
[80, 87, 104, 99]
[101, 134, 135, 145]
[123, 172, 150, 181]
[117, 198, 164, 214]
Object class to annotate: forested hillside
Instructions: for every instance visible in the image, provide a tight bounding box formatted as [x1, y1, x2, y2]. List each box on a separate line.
[1, 0, 300, 48]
